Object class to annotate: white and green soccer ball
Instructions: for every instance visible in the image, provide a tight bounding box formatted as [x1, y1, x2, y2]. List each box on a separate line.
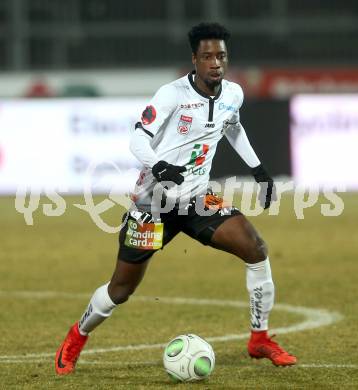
[163, 334, 215, 382]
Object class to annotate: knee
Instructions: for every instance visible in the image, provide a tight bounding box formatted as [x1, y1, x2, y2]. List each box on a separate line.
[108, 281, 137, 305]
[242, 236, 268, 263]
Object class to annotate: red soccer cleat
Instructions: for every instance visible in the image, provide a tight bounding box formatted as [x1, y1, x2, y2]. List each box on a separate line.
[247, 331, 297, 366]
[55, 322, 88, 375]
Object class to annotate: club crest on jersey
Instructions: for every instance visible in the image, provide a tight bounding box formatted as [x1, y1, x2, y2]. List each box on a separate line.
[141, 105, 156, 125]
[177, 115, 192, 135]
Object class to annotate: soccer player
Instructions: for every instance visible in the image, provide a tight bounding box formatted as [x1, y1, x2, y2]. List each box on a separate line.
[55, 22, 297, 374]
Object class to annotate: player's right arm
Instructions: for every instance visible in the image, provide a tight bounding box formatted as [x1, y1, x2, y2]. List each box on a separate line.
[129, 84, 186, 185]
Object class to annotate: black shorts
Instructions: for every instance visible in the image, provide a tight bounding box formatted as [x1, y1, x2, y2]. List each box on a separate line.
[117, 201, 242, 264]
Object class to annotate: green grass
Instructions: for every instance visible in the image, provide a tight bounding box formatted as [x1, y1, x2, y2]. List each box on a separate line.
[0, 194, 357, 389]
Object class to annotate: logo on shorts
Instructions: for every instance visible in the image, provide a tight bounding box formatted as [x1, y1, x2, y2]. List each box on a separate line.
[177, 115, 192, 135]
[125, 220, 164, 250]
[141, 105, 156, 125]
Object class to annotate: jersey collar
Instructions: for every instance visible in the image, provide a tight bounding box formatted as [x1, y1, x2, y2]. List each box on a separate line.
[188, 70, 222, 101]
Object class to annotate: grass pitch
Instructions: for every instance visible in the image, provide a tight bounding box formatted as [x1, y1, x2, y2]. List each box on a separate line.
[0, 194, 357, 389]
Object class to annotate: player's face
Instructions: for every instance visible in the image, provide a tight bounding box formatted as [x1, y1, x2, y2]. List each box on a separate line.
[192, 39, 228, 93]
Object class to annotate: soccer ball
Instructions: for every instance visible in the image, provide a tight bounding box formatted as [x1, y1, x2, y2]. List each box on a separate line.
[163, 334, 215, 382]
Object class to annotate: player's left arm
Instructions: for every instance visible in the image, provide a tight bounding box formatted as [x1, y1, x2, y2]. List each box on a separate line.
[225, 121, 276, 209]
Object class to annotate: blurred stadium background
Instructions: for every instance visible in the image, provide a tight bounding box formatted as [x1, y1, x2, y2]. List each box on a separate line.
[0, 1, 358, 388]
[1, 0, 358, 189]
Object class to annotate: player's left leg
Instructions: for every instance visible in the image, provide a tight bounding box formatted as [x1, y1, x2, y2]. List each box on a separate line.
[209, 214, 297, 366]
[183, 207, 296, 366]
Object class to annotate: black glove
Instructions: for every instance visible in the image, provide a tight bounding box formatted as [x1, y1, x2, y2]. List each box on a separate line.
[152, 160, 186, 185]
[251, 164, 277, 209]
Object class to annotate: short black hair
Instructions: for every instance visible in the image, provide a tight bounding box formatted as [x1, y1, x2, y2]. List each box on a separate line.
[188, 22, 230, 54]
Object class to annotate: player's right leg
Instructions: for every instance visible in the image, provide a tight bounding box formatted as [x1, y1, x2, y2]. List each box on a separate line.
[55, 258, 150, 375]
[55, 210, 180, 375]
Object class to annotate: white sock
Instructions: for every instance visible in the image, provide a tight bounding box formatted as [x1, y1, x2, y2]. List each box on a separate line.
[78, 282, 117, 335]
[246, 257, 275, 331]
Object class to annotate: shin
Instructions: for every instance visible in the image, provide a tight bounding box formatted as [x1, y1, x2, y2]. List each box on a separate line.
[246, 257, 275, 331]
[78, 282, 116, 335]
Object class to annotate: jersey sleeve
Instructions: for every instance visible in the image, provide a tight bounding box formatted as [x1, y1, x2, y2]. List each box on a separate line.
[225, 123, 261, 168]
[224, 84, 260, 168]
[138, 83, 178, 137]
[236, 83, 244, 110]
[129, 130, 160, 168]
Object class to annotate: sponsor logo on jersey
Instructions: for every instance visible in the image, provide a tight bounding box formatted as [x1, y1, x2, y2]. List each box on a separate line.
[186, 144, 209, 175]
[205, 123, 215, 128]
[141, 105, 156, 125]
[221, 119, 238, 134]
[180, 102, 204, 109]
[177, 115, 193, 135]
[219, 102, 238, 112]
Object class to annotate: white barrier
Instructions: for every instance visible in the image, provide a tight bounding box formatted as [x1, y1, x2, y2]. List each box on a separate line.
[290, 94, 358, 190]
[0, 99, 146, 194]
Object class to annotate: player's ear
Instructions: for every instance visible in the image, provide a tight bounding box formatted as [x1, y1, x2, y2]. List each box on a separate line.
[192, 52, 196, 66]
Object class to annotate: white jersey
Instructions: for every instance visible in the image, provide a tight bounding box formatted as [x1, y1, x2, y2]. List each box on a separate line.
[131, 71, 256, 208]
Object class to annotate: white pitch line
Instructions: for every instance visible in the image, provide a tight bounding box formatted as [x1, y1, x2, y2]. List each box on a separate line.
[0, 359, 160, 366]
[299, 364, 358, 369]
[0, 290, 343, 363]
[0, 290, 90, 300]
[1, 359, 356, 370]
